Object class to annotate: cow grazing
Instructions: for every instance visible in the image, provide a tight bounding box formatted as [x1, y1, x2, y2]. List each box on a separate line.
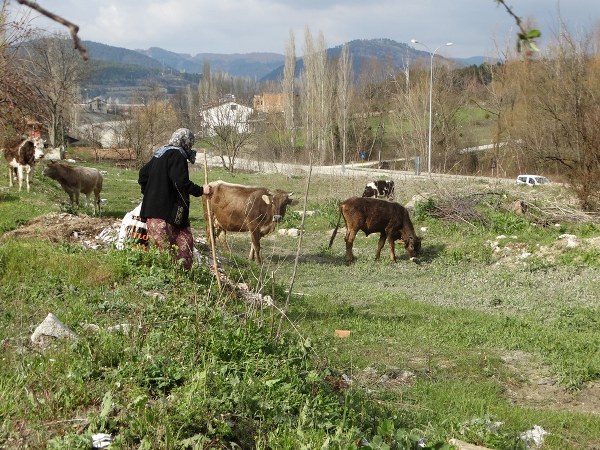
[329, 196, 421, 264]
[43, 161, 104, 214]
[2, 137, 45, 192]
[362, 179, 395, 200]
[205, 180, 297, 264]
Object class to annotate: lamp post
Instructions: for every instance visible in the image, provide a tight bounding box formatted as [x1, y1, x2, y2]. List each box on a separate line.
[410, 39, 453, 176]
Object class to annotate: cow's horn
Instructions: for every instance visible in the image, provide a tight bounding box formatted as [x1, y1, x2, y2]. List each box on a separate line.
[261, 194, 272, 205]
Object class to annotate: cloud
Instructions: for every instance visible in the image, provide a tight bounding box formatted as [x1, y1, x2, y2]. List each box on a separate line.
[15, 0, 600, 58]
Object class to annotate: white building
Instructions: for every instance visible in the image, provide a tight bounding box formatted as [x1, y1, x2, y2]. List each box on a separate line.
[200, 97, 254, 137]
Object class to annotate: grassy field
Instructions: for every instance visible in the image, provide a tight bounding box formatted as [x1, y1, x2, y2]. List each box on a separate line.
[1, 154, 600, 449]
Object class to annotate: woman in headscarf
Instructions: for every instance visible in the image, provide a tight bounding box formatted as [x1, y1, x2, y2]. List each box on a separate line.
[138, 128, 211, 269]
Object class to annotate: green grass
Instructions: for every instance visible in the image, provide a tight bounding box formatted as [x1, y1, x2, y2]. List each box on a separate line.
[2, 158, 600, 449]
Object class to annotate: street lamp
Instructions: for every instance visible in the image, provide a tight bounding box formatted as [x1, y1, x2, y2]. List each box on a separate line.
[410, 39, 453, 176]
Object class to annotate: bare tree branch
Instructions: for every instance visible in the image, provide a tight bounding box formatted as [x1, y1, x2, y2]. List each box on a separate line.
[15, 0, 88, 60]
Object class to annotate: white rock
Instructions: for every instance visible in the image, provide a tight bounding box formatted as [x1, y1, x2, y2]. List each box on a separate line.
[31, 313, 77, 345]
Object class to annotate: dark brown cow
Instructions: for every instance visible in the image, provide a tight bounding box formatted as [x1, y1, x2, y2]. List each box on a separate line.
[329, 196, 421, 264]
[2, 137, 45, 192]
[205, 180, 296, 264]
[43, 161, 104, 214]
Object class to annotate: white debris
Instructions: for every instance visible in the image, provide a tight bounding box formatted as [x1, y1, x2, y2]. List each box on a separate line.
[520, 425, 548, 449]
[96, 227, 117, 243]
[107, 323, 131, 335]
[558, 233, 578, 248]
[92, 432, 113, 449]
[297, 210, 318, 217]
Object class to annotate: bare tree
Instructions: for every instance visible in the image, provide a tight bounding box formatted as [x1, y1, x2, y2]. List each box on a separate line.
[198, 61, 214, 106]
[20, 34, 85, 146]
[521, 29, 600, 210]
[300, 27, 334, 164]
[282, 29, 296, 149]
[122, 98, 178, 165]
[336, 42, 352, 169]
[0, 2, 42, 141]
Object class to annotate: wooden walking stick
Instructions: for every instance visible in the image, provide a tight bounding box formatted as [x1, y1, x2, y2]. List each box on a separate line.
[203, 151, 222, 290]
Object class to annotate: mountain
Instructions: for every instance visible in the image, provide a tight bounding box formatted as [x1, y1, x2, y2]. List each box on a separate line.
[136, 47, 285, 79]
[84, 41, 166, 70]
[454, 56, 499, 66]
[260, 38, 463, 82]
[78, 39, 491, 100]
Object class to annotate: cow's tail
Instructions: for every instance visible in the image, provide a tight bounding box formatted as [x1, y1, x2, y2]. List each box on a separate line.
[328, 204, 343, 248]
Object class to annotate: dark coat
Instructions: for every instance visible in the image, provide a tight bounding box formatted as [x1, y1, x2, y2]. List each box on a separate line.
[138, 146, 204, 227]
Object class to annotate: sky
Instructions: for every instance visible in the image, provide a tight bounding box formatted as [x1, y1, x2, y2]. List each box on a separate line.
[10, 0, 600, 59]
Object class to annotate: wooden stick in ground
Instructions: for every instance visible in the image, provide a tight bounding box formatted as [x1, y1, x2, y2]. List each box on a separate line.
[203, 152, 221, 290]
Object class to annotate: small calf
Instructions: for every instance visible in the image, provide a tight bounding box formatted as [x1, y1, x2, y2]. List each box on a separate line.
[329, 196, 421, 264]
[43, 161, 104, 214]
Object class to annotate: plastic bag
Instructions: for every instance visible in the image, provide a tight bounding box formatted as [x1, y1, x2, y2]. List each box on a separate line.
[116, 203, 148, 250]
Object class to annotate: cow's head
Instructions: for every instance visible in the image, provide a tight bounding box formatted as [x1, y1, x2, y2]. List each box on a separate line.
[403, 235, 422, 261]
[32, 137, 46, 160]
[270, 190, 297, 222]
[362, 182, 377, 198]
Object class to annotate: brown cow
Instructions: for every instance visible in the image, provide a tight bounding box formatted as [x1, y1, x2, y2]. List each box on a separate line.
[329, 196, 421, 264]
[205, 180, 296, 264]
[2, 137, 45, 192]
[43, 161, 104, 214]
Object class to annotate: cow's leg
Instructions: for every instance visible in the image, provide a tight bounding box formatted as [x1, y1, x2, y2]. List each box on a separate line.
[344, 228, 357, 263]
[375, 232, 387, 260]
[74, 191, 80, 206]
[16, 166, 24, 191]
[24, 166, 31, 192]
[8, 168, 13, 187]
[387, 234, 397, 262]
[249, 230, 262, 264]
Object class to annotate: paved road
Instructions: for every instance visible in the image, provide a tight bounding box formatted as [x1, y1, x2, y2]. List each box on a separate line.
[201, 152, 516, 185]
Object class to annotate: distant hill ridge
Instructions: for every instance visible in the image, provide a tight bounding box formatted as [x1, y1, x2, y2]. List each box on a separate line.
[84, 39, 490, 81]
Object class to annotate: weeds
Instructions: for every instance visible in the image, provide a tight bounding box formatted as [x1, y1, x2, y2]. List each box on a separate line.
[2, 164, 600, 448]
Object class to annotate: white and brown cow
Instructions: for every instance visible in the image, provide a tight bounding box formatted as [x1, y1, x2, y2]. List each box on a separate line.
[43, 161, 104, 214]
[329, 196, 421, 264]
[362, 179, 395, 200]
[2, 137, 45, 192]
[205, 180, 297, 264]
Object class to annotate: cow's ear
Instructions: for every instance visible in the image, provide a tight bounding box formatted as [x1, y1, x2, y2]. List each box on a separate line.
[261, 194, 272, 204]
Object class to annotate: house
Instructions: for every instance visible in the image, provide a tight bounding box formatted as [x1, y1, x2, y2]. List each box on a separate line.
[253, 93, 284, 113]
[200, 96, 254, 137]
[85, 97, 108, 114]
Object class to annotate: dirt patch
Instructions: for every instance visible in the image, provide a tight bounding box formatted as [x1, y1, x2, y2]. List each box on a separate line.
[1, 213, 120, 249]
[502, 350, 600, 415]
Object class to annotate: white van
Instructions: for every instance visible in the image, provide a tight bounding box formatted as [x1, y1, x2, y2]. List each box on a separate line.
[516, 175, 550, 186]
